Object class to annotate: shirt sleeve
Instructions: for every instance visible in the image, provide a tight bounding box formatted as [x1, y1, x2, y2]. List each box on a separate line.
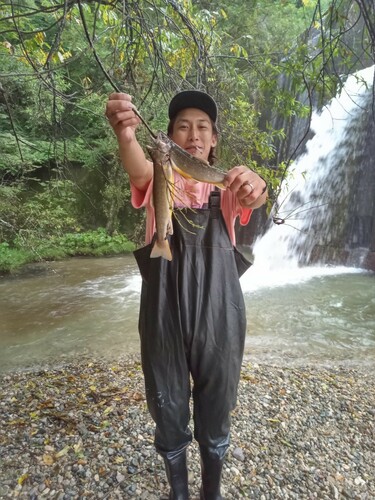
[130, 179, 153, 209]
[221, 189, 253, 245]
[238, 206, 253, 226]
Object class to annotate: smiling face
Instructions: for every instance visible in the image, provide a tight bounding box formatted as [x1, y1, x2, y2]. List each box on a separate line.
[169, 108, 218, 163]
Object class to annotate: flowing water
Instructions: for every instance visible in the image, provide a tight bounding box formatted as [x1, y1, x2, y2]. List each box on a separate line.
[0, 255, 374, 373]
[1, 66, 375, 373]
[260, 64, 375, 267]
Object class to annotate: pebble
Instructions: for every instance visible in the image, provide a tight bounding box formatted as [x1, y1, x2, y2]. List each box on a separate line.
[0, 354, 374, 499]
[232, 447, 245, 462]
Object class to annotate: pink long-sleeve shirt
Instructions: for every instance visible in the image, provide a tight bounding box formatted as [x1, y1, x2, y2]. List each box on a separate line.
[131, 171, 252, 246]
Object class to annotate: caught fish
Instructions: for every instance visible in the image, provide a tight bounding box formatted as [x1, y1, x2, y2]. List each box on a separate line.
[157, 131, 226, 188]
[147, 139, 174, 261]
[147, 132, 227, 260]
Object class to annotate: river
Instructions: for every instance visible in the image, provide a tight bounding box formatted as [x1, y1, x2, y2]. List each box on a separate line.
[2, 68, 375, 374]
[0, 255, 374, 373]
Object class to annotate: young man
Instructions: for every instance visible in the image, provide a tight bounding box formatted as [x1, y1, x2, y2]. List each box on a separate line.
[105, 90, 267, 500]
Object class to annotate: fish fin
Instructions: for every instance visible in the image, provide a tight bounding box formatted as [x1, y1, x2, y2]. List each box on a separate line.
[171, 159, 226, 188]
[150, 239, 172, 261]
[170, 163, 194, 179]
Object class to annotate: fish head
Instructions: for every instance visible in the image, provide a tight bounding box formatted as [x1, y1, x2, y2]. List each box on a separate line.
[148, 132, 172, 163]
[155, 132, 172, 154]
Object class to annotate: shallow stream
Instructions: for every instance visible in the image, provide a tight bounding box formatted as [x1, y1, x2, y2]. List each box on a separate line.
[1, 255, 374, 373]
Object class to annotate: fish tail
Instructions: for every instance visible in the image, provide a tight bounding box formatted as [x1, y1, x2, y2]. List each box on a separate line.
[150, 239, 173, 261]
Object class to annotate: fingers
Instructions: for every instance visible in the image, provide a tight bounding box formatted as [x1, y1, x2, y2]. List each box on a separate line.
[225, 166, 266, 207]
[105, 93, 140, 130]
[108, 92, 132, 101]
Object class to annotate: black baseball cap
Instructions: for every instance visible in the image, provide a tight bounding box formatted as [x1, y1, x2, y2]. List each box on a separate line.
[168, 90, 218, 123]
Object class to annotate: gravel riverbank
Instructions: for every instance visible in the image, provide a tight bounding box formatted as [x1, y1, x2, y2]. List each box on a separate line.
[0, 355, 374, 499]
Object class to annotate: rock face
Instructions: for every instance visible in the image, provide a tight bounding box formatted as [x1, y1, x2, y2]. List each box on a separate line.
[306, 90, 375, 271]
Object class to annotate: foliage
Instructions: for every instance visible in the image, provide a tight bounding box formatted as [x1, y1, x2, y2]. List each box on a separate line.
[0, 0, 374, 270]
[43, 228, 136, 256]
[0, 243, 31, 273]
[0, 178, 80, 243]
[0, 229, 135, 273]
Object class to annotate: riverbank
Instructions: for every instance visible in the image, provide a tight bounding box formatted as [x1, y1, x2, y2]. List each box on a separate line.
[0, 229, 136, 274]
[0, 355, 374, 499]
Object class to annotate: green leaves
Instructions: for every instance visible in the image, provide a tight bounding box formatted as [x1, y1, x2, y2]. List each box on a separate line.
[0, 0, 373, 271]
[0, 229, 136, 273]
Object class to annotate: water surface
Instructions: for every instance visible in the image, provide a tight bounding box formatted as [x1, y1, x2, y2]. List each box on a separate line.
[0, 256, 374, 373]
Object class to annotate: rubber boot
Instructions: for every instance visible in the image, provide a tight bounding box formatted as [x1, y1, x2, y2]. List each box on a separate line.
[199, 449, 225, 500]
[163, 448, 189, 500]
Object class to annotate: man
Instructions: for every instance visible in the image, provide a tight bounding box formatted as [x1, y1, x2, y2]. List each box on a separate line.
[106, 90, 267, 500]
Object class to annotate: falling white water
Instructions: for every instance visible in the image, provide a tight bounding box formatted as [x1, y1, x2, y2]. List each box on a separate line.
[241, 65, 375, 293]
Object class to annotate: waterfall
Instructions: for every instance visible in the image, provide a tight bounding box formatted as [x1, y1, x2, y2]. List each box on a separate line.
[250, 65, 375, 280]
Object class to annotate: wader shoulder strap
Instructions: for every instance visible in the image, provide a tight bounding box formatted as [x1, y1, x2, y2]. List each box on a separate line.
[209, 189, 221, 219]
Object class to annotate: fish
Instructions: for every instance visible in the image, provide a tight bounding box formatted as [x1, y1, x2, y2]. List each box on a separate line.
[147, 138, 174, 261]
[147, 132, 227, 260]
[157, 131, 226, 189]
